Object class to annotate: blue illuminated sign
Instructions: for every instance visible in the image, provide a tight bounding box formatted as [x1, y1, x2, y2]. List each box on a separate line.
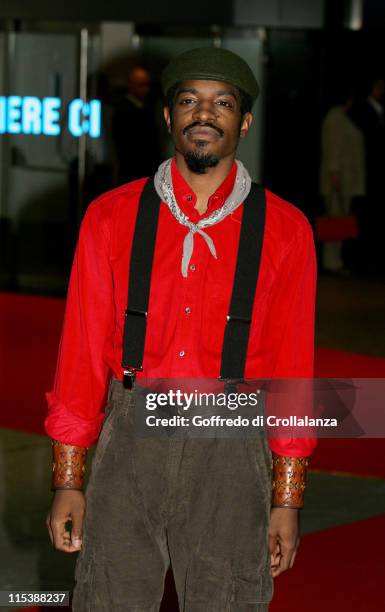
[0, 96, 101, 137]
[68, 99, 101, 138]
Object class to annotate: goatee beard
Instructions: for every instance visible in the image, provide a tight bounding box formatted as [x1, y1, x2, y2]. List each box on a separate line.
[184, 151, 220, 174]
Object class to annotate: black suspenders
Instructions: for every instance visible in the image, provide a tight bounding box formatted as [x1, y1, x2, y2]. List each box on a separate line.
[220, 182, 266, 380]
[121, 178, 266, 389]
[122, 178, 161, 388]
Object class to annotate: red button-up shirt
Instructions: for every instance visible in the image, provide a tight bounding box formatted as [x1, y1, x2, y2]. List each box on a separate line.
[45, 159, 317, 457]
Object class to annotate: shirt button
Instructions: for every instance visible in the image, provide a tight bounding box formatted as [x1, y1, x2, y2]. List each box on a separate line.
[185, 307, 191, 314]
[190, 264, 196, 271]
[187, 195, 193, 201]
[179, 350, 185, 357]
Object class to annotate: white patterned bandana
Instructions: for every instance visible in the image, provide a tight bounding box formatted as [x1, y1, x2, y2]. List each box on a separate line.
[154, 158, 252, 277]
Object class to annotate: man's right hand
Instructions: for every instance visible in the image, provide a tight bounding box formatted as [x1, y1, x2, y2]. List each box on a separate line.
[46, 490, 86, 553]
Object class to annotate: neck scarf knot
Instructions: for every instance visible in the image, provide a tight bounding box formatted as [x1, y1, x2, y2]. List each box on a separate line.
[154, 158, 252, 277]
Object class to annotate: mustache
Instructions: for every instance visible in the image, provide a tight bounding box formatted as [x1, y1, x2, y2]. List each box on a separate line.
[182, 122, 224, 137]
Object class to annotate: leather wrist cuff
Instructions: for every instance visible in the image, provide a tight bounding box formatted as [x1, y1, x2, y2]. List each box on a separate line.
[271, 453, 309, 509]
[51, 439, 87, 491]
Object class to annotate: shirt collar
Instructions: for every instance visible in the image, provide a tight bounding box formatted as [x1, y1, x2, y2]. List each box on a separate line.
[170, 157, 237, 223]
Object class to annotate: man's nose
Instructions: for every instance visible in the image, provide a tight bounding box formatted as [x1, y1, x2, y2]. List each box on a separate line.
[192, 100, 217, 122]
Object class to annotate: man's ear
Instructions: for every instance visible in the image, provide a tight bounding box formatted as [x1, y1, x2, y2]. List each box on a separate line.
[163, 106, 172, 133]
[240, 112, 253, 138]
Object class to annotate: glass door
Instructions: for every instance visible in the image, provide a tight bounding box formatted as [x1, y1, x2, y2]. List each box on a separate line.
[0, 26, 102, 294]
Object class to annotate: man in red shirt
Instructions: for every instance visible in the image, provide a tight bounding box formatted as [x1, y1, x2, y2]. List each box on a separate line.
[46, 48, 317, 611]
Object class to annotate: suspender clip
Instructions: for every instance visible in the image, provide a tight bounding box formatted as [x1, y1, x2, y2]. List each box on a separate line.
[218, 377, 245, 395]
[226, 314, 252, 324]
[125, 308, 148, 318]
[123, 367, 143, 389]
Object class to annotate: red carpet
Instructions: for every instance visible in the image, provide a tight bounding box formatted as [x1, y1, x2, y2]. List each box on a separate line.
[311, 438, 385, 478]
[315, 345, 385, 377]
[2, 291, 385, 443]
[313, 346, 385, 479]
[1, 292, 385, 611]
[270, 514, 385, 612]
[16, 516, 385, 612]
[0, 292, 63, 435]
[1, 291, 385, 477]
[0, 293, 385, 476]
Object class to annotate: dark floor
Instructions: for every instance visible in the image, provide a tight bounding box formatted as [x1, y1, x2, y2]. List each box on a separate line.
[316, 272, 385, 358]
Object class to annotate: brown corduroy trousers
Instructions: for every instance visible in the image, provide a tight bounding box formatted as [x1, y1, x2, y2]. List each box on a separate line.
[72, 378, 273, 611]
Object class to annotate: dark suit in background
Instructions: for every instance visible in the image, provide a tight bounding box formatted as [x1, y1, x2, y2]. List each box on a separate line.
[112, 94, 161, 185]
[350, 92, 385, 273]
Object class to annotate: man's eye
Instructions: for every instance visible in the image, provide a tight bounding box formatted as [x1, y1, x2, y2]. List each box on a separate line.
[180, 98, 195, 105]
[217, 100, 233, 108]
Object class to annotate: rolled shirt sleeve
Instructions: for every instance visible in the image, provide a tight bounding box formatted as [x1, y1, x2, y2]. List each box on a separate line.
[44, 197, 114, 447]
[266, 219, 318, 458]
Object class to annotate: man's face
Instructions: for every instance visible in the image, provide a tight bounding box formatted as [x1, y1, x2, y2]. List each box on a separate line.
[128, 67, 151, 102]
[163, 79, 252, 171]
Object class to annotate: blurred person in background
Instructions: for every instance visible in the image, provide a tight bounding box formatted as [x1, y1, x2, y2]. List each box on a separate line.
[350, 76, 385, 275]
[320, 86, 365, 275]
[112, 65, 161, 184]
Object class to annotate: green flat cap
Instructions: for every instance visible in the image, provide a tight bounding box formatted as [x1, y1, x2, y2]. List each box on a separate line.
[161, 47, 260, 103]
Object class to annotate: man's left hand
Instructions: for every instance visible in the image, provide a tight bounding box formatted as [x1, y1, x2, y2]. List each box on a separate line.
[269, 507, 300, 577]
